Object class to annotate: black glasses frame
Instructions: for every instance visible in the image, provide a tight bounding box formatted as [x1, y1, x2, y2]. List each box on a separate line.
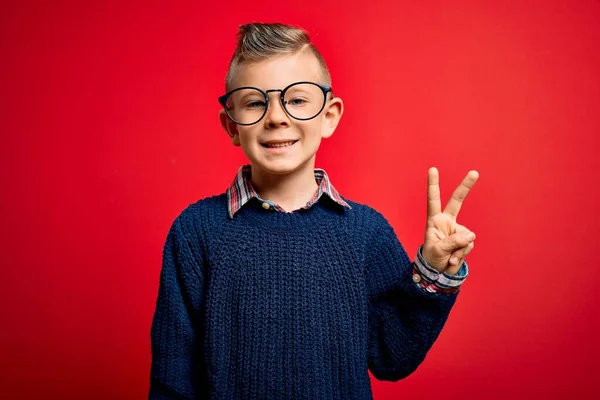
[218, 81, 332, 126]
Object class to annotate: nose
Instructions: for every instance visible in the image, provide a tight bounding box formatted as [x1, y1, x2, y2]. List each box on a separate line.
[264, 92, 290, 128]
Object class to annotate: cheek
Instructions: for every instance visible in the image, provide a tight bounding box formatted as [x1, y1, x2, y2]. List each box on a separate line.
[312, 116, 328, 134]
[237, 129, 258, 147]
[299, 130, 323, 154]
[301, 123, 323, 142]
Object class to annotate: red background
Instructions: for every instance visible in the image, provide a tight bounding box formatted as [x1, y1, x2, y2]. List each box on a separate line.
[1, 1, 599, 398]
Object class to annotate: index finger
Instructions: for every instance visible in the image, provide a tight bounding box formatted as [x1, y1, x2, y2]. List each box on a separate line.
[427, 167, 442, 217]
[443, 170, 479, 218]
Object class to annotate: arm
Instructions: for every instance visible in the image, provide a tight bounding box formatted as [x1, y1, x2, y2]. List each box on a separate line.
[149, 217, 207, 399]
[367, 167, 479, 381]
[366, 211, 458, 382]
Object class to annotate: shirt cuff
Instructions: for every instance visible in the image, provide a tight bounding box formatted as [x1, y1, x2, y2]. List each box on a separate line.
[411, 245, 469, 294]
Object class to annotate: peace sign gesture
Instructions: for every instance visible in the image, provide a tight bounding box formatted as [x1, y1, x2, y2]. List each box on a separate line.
[421, 167, 479, 276]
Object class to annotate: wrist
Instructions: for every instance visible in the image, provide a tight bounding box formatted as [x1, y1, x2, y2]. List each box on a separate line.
[420, 245, 444, 273]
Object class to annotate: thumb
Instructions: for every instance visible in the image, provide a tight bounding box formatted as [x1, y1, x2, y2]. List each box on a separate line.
[439, 231, 475, 253]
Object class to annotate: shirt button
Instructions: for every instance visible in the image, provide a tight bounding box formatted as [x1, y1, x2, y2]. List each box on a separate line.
[262, 202, 270, 210]
[412, 273, 422, 283]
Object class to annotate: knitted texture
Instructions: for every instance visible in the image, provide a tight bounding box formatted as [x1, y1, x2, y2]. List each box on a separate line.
[149, 193, 459, 399]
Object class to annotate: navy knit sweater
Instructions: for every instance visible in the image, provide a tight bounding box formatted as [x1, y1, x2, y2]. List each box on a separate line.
[149, 193, 459, 399]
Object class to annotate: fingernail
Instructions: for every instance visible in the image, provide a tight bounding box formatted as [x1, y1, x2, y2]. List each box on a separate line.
[451, 257, 459, 265]
[465, 232, 475, 241]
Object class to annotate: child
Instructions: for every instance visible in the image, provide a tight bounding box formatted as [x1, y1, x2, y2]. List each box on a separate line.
[149, 22, 479, 399]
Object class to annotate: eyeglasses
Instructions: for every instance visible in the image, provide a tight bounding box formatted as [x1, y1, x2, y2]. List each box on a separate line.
[218, 81, 332, 126]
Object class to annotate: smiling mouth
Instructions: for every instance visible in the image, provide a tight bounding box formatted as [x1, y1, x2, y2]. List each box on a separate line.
[261, 140, 299, 148]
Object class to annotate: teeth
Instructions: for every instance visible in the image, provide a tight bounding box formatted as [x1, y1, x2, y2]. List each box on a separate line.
[266, 141, 295, 148]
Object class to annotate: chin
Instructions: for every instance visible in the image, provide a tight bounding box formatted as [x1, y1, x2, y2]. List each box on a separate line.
[253, 158, 312, 175]
[261, 163, 301, 175]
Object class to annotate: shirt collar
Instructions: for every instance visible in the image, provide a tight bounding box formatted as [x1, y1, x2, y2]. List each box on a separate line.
[226, 164, 351, 218]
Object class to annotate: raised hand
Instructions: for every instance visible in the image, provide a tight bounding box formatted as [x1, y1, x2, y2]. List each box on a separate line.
[422, 167, 479, 275]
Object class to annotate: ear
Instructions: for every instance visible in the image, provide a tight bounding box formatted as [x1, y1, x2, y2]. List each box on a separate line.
[320, 96, 344, 139]
[219, 109, 241, 146]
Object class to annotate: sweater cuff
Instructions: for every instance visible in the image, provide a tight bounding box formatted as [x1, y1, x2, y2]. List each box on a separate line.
[411, 245, 469, 294]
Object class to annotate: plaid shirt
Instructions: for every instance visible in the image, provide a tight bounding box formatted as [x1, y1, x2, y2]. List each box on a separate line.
[226, 164, 466, 294]
[226, 164, 351, 218]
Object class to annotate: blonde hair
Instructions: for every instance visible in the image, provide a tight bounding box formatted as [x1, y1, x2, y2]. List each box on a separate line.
[225, 23, 332, 91]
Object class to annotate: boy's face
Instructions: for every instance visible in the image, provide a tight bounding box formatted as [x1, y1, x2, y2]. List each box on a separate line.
[219, 51, 343, 176]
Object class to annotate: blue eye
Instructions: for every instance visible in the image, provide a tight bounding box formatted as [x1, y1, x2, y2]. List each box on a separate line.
[247, 101, 266, 109]
[288, 98, 307, 106]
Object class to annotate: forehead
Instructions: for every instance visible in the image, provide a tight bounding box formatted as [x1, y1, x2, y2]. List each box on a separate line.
[232, 51, 324, 90]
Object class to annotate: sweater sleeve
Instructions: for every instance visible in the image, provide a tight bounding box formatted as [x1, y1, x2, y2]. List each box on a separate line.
[366, 210, 459, 382]
[149, 216, 207, 399]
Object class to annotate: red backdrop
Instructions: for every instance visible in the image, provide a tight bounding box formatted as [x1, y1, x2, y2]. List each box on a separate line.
[1, 1, 599, 398]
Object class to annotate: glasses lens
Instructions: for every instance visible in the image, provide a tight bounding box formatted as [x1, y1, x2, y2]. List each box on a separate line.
[225, 88, 267, 125]
[283, 83, 326, 120]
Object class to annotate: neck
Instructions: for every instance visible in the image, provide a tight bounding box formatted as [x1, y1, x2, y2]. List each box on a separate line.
[250, 160, 319, 212]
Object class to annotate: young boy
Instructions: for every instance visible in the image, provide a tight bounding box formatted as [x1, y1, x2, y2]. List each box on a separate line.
[149, 22, 479, 399]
